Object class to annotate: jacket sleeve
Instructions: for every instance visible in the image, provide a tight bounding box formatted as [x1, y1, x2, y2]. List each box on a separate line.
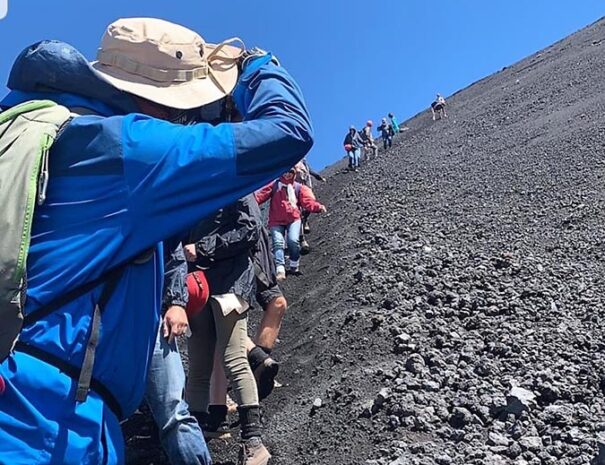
[162, 240, 188, 311]
[255, 182, 274, 205]
[309, 168, 324, 181]
[193, 196, 261, 266]
[117, 55, 313, 263]
[298, 185, 323, 213]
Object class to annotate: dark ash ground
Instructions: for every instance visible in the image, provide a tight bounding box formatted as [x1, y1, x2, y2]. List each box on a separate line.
[124, 17, 605, 465]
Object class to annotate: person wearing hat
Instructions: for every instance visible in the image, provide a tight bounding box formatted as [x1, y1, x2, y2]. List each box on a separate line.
[388, 112, 400, 134]
[378, 117, 395, 150]
[0, 17, 312, 465]
[360, 120, 378, 161]
[343, 125, 364, 171]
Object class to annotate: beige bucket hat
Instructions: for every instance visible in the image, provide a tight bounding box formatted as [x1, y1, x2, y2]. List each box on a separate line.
[91, 17, 244, 110]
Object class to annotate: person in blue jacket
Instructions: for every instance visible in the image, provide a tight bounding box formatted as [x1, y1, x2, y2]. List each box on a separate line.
[0, 17, 313, 465]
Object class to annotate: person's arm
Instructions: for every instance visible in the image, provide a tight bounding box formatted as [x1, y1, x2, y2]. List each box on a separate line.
[116, 55, 313, 263]
[255, 182, 274, 205]
[162, 240, 190, 343]
[299, 185, 325, 213]
[309, 168, 325, 182]
[162, 240, 189, 312]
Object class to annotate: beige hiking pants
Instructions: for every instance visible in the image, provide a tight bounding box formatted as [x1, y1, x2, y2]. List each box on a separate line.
[186, 298, 258, 412]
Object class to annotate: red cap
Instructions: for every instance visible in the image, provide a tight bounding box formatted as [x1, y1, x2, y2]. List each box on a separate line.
[186, 271, 210, 318]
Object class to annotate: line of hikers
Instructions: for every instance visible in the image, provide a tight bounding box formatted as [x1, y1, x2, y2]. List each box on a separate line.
[343, 93, 448, 170]
[343, 113, 400, 171]
[0, 16, 324, 465]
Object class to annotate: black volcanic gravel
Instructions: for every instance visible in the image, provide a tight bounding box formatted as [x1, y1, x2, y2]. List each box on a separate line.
[124, 17, 605, 465]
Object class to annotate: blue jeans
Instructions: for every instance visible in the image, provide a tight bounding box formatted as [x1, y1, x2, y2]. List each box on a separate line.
[271, 221, 302, 269]
[348, 148, 361, 168]
[145, 324, 211, 465]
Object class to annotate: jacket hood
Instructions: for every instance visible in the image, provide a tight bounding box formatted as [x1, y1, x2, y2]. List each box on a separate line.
[6, 40, 138, 114]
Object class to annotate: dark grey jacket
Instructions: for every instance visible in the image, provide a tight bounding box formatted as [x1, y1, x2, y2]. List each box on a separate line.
[162, 239, 188, 312]
[188, 195, 261, 305]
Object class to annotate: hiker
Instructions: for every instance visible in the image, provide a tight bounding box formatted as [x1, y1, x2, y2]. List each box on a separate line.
[343, 125, 364, 171]
[0, 17, 312, 465]
[294, 159, 325, 253]
[185, 194, 270, 464]
[145, 240, 210, 464]
[431, 93, 447, 120]
[388, 112, 400, 133]
[255, 168, 327, 280]
[247, 224, 288, 400]
[360, 120, 378, 161]
[378, 117, 395, 150]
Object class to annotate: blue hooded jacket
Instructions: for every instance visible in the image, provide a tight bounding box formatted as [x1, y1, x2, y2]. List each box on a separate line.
[0, 40, 313, 465]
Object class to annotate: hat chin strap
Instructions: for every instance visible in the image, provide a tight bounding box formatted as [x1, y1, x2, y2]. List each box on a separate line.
[206, 37, 245, 94]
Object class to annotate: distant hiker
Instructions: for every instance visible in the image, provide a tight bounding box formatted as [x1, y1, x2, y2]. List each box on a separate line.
[247, 224, 288, 400]
[388, 112, 400, 133]
[0, 17, 312, 465]
[255, 168, 327, 280]
[145, 241, 210, 464]
[360, 120, 378, 161]
[431, 93, 448, 120]
[295, 160, 326, 253]
[343, 125, 364, 171]
[378, 117, 395, 150]
[185, 195, 271, 464]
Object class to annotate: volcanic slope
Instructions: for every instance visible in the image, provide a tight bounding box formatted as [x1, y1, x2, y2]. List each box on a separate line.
[124, 17, 605, 465]
[252, 18, 605, 465]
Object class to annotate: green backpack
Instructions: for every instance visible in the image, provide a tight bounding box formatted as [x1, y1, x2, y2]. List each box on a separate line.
[0, 100, 72, 363]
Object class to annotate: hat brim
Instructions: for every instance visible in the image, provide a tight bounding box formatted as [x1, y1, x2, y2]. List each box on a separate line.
[90, 43, 241, 110]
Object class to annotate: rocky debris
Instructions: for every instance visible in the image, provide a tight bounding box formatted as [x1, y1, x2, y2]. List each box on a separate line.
[124, 17, 605, 465]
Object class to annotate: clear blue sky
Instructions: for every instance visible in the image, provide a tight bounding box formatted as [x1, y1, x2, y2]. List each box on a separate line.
[0, 1, 603, 169]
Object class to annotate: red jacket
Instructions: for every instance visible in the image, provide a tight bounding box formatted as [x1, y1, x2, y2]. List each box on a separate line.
[256, 178, 324, 227]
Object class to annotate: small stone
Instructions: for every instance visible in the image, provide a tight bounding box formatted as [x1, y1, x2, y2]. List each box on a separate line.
[506, 386, 536, 415]
[313, 397, 323, 409]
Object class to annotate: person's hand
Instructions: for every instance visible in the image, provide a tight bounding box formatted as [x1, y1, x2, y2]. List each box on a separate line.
[184, 244, 197, 262]
[163, 306, 189, 343]
[319, 205, 327, 213]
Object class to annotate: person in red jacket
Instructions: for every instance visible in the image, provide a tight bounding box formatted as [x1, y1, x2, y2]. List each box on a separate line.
[255, 168, 326, 280]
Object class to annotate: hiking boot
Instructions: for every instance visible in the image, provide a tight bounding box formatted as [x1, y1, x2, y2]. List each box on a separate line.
[254, 357, 280, 400]
[287, 267, 302, 276]
[276, 265, 286, 281]
[238, 437, 271, 465]
[300, 238, 311, 255]
[192, 406, 232, 441]
[303, 222, 311, 234]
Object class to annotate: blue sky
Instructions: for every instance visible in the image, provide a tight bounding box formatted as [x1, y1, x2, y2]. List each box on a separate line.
[0, 1, 603, 169]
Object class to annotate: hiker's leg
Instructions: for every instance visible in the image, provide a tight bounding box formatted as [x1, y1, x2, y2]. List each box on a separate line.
[186, 306, 216, 414]
[286, 220, 302, 269]
[354, 148, 361, 167]
[256, 292, 287, 350]
[270, 225, 286, 274]
[146, 323, 211, 465]
[209, 350, 228, 406]
[213, 306, 258, 408]
[347, 150, 354, 169]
